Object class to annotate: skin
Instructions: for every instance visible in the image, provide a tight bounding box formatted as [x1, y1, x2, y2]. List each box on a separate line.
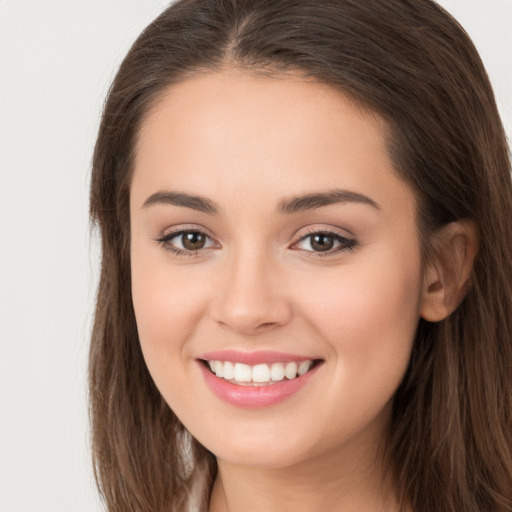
[130, 68, 432, 511]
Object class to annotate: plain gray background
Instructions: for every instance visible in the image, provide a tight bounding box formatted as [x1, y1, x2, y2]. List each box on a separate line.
[0, 1, 510, 510]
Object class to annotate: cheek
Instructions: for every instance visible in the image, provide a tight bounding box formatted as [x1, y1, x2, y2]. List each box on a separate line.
[130, 244, 208, 373]
[296, 254, 423, 390]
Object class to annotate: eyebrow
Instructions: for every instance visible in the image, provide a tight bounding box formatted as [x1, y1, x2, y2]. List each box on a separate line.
[141, 188, 380, 214]
[142, 191, 218, 214]
[278, 189, 380, 214]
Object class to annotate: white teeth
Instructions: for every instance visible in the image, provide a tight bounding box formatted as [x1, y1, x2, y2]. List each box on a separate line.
[214, 360, 224, 378]
[234, 363, 252, 382]
[206, 359, 316, 385]
[284, 362, 298, 380]
[252, 364, 271, 383]
[223, 361, 235, 380]
[270, 363, 285, 381]
[298, 360, 312, 376]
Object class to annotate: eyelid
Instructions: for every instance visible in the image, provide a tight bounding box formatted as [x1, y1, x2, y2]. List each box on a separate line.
[158, 223, 216, 240]
[291, 224, 355, 243]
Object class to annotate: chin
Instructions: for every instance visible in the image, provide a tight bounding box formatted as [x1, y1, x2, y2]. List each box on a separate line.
[191, 422, 331, 470]
[214, 444, 312, 469]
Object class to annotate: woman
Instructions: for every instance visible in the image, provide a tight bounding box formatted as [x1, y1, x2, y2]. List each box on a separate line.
[89, 0, 512, 510]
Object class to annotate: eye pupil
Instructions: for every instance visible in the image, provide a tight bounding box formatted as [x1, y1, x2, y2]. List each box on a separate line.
[311, 234, 334, 251]
[182, 232, 206, 250]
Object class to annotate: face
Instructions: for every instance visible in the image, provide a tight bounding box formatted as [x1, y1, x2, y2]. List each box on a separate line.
[130, 69, 425, 469]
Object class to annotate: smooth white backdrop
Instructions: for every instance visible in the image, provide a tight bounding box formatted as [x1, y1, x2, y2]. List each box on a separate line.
[0, 1, 510, 511]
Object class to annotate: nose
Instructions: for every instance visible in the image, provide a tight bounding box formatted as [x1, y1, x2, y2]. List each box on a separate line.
[210, 249, 293, 336]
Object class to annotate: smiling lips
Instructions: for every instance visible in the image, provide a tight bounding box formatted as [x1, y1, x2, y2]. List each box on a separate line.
[197, 351, 322, 407]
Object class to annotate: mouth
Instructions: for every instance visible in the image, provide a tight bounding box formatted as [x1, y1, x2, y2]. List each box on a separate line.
[201, 358, 323, 387]
[196, 350, 324, 407]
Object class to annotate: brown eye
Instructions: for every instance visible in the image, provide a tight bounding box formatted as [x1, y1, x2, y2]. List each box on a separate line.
[157, 229, 217, 255]
[310, 234, 334, 252]
[292, 231, 357, 255]
[181, 231, 206, 250]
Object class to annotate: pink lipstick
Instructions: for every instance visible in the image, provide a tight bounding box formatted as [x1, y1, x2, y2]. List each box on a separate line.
[196, 351, 323, 408]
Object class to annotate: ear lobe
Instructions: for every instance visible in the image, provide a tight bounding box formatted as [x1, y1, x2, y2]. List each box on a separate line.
[420, 220, 479, 322]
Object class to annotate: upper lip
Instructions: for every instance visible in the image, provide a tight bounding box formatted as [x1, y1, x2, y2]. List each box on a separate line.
[197, 350, 321, 366]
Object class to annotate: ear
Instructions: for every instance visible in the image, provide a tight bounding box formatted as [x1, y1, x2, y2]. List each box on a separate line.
[420, 220, 479, 322]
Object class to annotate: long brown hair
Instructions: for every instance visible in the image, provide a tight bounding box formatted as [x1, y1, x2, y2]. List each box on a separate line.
[89, 1, 512, 510]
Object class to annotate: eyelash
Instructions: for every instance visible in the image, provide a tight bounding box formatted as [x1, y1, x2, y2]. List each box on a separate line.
[292, 228, 357, 257]
[155, 228, 357, 258]
[155, 228, 218, 258]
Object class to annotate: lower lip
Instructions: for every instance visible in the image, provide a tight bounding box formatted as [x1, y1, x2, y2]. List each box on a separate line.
[198, 362, 321, 408]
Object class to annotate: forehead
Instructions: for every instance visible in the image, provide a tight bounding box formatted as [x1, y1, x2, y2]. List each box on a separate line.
[131, 69, 415, 218]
